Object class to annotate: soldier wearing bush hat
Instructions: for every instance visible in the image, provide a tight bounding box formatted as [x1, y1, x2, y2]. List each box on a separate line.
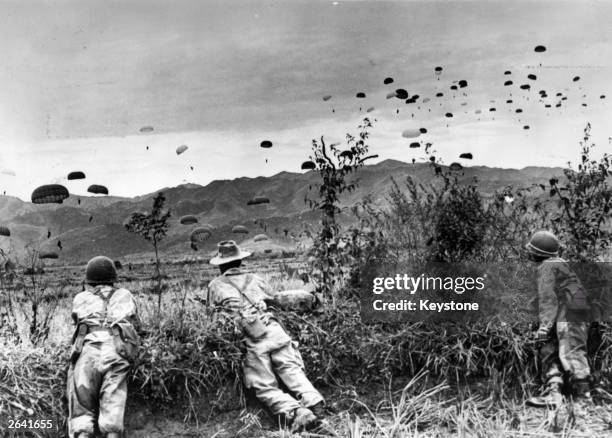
[206, 240, 326, 431]
[525, 231, 592, 407]
[67, 256, 141, 438]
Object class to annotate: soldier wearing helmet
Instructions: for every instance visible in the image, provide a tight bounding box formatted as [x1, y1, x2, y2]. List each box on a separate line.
[204, 240, 326, 432]
[525, 231, 592, 407]
[67, 256, 141, 438]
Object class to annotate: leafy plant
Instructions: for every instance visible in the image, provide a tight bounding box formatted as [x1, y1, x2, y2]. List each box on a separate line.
[305, 117, 377, 297]
[124, 192, 171, 315]
[548, 123, 612, 261]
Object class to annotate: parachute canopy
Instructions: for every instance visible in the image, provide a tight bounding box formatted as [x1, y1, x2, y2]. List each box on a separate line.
[504, 80, 513, 86]
[139, 126, 154, 133]
[301, 161, 316, 170]
[445, 112, 453, 118]
[573, 76, 580, 82]
[247, 196, 270, 206]
[0, 226, 10, 237]
[322, 95, 332, 101]
[176, 145, 188, 155]
[534, 45, 546, 53]
[459, 152, 473, 159]
[39, 251, 59, 260]
[395, 89, 408, 99]
[504, 70, 512, 75]
[434, 66, 443, 73]
[31, 184, 69, 204]
[254, 233, 269, 242]
[419, 128, 427, 134]
[190, 226, 213, 243]
[87, 185, 108, 195]
[528, 74, 537, 80]
[67, 171, 86, 180]
[520, 84, 531, 90]
[458, 80, 468, 88]
[409, 142, 420, 148]
[260, 140, 273, 149]
[401, 129, 421, 139]
[232, 225, 249, 234]
[356, 92, 366, 98]
[383, 77, 394, 85]
[180, 215, 198, 225]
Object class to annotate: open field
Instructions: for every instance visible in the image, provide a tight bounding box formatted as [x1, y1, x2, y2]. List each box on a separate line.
[2, 256, 612, 438]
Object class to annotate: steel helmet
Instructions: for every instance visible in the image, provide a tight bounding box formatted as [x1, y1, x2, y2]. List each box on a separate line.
[86, 256, 118, 285]
[526, 231, 559, 258]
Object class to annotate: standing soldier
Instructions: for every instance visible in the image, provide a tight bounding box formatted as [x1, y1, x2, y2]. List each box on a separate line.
[206, 240, 326, 431]
[525, 231, 592, 407]
[67, 256, 141, 438]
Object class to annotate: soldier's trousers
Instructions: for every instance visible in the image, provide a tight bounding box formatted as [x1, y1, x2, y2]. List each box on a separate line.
[243, 322, 324, 415]
[540, 321, 590, 385]
[67, 340, 131, 437]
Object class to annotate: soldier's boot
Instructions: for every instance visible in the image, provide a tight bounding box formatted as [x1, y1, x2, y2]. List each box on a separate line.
[571, 378, 592, 402]
[527, 382, 564, 408]
[290, 407, 318, 432]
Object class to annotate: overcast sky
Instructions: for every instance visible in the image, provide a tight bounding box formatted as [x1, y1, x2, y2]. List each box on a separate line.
[0, 0, 611, 200]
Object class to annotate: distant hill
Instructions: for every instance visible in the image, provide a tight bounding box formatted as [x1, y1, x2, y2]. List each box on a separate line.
[0, 160, 566, 263]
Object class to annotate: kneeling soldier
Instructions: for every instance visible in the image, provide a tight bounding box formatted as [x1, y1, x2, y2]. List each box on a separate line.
[206, 240, 325, 431]
[67, 256, 140, 438]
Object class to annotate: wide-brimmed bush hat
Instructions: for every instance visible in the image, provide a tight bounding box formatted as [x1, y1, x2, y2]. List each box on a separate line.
[209, 240, 251, 265]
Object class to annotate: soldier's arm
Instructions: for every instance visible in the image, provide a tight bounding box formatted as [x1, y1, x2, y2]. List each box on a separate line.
[537, 263, 559, 335]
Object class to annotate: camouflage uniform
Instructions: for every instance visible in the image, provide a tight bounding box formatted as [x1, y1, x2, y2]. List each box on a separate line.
[536, 257, 590, 387]
[207, 268, 324, 415]
[67, 286, 139, 437]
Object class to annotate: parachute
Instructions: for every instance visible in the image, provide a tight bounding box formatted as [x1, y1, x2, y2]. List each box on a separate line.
[87, 185, 108, 195]
[489, 108, 496, 112]
[39, 251, 59, 260]
[383, 77, 394, 85]
[247, 196, 270, 206]
[475, 109, 482, 114]
[601, 95, 606, 99]
[573, 76, 580, 82]
[67, 171, 86, 180]
[232, 225, 249, 234]
[139, 126, 154, 133]
[254, 233, 269, 242]
[516, 109, 523, 113]
[401, 129, 421, 139]
[356, 92, 366, 98]
[504, 80, 513, 86]
[436, 92, 444, 97]
[301, 161, 316, 170]
[422, 98, 430, 103]
[409, 142, 420, 148]
[419, 128, 427, 134]
[322, 95, 332, 101]
[520, 84, 531, 90]
[449, 162, 463, 171]
[366, 106, 375, 113]
[434, 66, 443, 74]
[176, 145, 188, 155]
[395, 89, 408, 99]
[445, 112, 453, 118]
[0, 226, 10, 237]
[523, 125, 530, 130]
[31, 184, 69, 204]
[458, 80, 468, 88]
[450, 85, 458, 90]
[528, 74, 537, 80]
[534, 45, 546, 53]
[190, 226, 213, 243]
[180, 215, 198, 225]
[260, 140, 273, 149]
[504, 70, 512, 75]
[459, 152, 473, 159]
